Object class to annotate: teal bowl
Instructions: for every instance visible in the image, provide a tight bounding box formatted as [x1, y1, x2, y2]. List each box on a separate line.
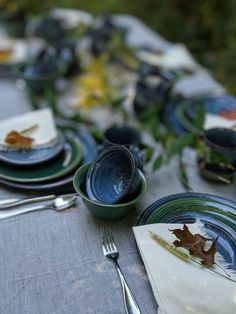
[3, 21, 26, 38]
[73, 163, 147, 220]
[14, 63, 66, 93]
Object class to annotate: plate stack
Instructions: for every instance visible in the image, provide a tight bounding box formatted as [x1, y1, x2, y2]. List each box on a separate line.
[0, 109, 97, 193]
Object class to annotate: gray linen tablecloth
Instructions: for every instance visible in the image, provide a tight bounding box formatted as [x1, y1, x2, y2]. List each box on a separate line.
[0, 14, 236, 314]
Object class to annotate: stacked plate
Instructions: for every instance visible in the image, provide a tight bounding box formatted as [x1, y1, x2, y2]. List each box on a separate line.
[164, 95, 236, 135]
[0, 118, 97, 193]
[0, 39, 27, 78]
[138, 193, 236, 272]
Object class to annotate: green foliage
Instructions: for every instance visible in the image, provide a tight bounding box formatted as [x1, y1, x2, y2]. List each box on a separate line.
[168, 133, 195, 158]
[6, 0, 236, 93]
[153, 155, 163, 171]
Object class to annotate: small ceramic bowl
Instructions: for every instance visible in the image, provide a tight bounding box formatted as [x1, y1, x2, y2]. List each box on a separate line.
[2, 9, 27, 38]
[86, 146, 141, 204]
[73, 162, 146, 220]
[204, 128, 236, 165]
[104, 125, 141, 148]
[15, 62, 66, 93]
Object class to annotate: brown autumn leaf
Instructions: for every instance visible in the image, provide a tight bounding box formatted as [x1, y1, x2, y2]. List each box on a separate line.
[5, 130, 33, 149]
[169, 224, 218, 267]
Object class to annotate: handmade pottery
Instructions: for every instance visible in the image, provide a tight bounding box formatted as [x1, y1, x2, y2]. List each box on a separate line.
[86, 146, 141, 204]
[204, 128, 236, 165]
[73, 162, 146, 220]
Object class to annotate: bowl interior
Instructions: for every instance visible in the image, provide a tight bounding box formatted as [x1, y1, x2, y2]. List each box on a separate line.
[87, 150, 135, 203]
[105, 126, 141, 146]
[205, 128, 236, 150]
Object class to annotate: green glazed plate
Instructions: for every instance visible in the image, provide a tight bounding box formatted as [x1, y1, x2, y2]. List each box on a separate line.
[0, 133, 83, 183]
[137, 193, 236, 270]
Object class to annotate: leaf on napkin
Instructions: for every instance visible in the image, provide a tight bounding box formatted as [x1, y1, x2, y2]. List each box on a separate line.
[169, 224, 217, 267]
[4, 130, 34, 149]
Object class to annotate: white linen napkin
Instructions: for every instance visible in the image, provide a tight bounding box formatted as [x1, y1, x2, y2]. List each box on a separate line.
[133, 223, 236, 314]
[137, 44, 200, 71]
[204, 113, 236, 130]
[0, 108, 58, 149]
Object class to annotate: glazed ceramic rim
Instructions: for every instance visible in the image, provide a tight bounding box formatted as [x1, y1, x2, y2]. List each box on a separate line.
[73, 162, 147, 208]
[0, 134, 84, 183]
[137, 192, 236, 226]
[104, 125, 141, 147]
[204, 127, 236, 152]
[86, 145, 138, 204]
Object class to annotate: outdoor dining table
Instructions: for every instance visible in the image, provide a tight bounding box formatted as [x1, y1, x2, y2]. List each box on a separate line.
[0, 13, 236, 314]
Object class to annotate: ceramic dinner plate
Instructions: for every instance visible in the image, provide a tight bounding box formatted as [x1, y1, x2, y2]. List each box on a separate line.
[0, 122, 97, 191]
[0, 133, 65, 166]
[164, 95, 236, 135]
[137, 193, 236, 271]
[0, 133, 83, 183]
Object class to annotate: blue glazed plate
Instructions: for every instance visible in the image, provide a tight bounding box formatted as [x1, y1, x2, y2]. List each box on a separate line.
[137, 193, 236, 271]
[164, 95, 236, 135]
[186, 95, 236, 120]
[0, 133, 65, 166]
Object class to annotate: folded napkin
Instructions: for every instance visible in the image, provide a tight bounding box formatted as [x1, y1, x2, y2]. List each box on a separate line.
[173, 69, 225, 97]
[204, 113, 236, 130]
[133, 223, 236, 314]
[0, 108, 58, 149]
[0, 39, 27, 65]
[137, 44, 200, 71]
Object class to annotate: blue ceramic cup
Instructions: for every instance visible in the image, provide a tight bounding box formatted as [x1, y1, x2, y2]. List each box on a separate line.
[104, 125, 141, 148]
[204, 128, 236, 165]
[86, 145, 141, 204]
[103, 125, 144, 168]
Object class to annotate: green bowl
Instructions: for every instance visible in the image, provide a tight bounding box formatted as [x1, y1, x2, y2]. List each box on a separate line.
[73, 162, 147, 220]
[14, 63, 66, 93]
[3, 21, 26, 38]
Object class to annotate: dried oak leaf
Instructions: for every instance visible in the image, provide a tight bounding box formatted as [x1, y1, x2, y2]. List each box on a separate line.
[5, 130, 33, 149]
[170, 224, 217, 267]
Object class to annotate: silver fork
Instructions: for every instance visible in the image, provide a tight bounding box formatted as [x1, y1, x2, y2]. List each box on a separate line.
[100, 226, 141, 314]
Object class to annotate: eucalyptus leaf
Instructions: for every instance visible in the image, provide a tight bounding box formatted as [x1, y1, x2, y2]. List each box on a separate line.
[153, 155, 163, 171]
[193, 102, 205, 129]
[168, 133, 195, 157]
[144, 146, 155, 163]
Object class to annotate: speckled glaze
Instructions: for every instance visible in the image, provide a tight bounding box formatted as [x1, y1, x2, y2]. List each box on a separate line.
[86, 146, 141, 204]
[0, 133, 65, 166]
[73, 162, 146, 220]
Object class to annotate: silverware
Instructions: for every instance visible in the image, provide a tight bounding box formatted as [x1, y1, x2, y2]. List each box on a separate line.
[0, 194, 56, 209]
[0, 198, 20, 207]
[0, 194, 77, 220]
[101, 226, 141, 314]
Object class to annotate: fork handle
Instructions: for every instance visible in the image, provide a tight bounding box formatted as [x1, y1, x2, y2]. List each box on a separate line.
[113, 260, 141, 314]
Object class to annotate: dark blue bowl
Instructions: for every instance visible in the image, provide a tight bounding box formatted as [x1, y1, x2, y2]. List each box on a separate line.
[86, 146, 141, 204]
[204, 128, 236, 165]
[104, 125, 141, 148]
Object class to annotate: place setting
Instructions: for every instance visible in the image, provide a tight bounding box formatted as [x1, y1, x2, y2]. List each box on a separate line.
[0, 108, 97, 193]
[1, 5, 236, 314]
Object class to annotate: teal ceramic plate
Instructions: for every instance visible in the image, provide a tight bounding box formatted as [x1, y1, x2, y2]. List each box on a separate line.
[138, 193, 236, 270]
[0, 133, 83, 183]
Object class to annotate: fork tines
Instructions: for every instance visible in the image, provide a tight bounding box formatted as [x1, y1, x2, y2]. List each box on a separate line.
[100, 226, 117, 252]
